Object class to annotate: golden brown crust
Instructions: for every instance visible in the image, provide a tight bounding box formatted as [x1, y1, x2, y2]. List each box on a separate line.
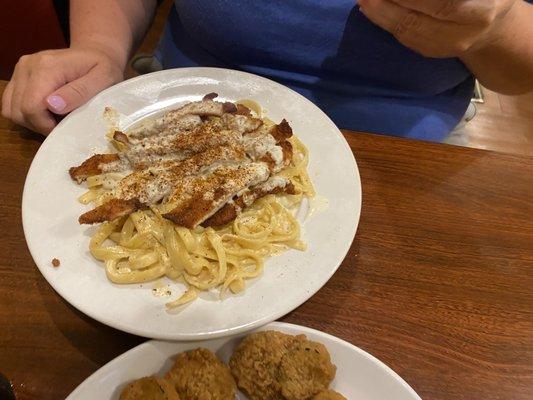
[162, 163, 269, 228]
[235, 104, 252, 116]
[284, 181, 296, 195]
[164, 196, 222, 229]
[201, 203, 238, 228]
[258, 153, 277, 172]
[278, 139, 294, 168]
[202, 181, 295, 227]
[222, 102, 238, 113]
[120, 376, 180, 400]
[203, 92, 219, 100]
[78, 198, 142, 224]
[271, 119, 293, 142]
[229, 331, 300, 400]
[279, 339, 337, 400]
[73, 96, 298, 227]
[313, 390, 347, 400]
[165, 348, 236, 400]
[69, 154, 120, 182]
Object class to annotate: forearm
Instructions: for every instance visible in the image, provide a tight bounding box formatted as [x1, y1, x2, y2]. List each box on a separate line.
[70, 0, 157, 70]
[461, 1, 533, 95]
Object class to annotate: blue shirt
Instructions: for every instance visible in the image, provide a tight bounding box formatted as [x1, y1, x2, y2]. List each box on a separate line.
[157, 0, 475, 141]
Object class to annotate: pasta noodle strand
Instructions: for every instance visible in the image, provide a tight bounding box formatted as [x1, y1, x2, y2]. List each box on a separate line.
[82, 114, 314, 308]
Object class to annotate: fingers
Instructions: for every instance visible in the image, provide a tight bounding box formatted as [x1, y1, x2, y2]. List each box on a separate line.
[9, 60, 30, 126]
[3, 49, 98, 134]
[3, 54, 61, 134]
[1, 80, 14, 119]
[47, 63, 115, 115]
[3, 48, 123, 134]
[387, 0, 494, 24]
[359, 0, 426, 43]
[25, 110, 57, 135]
[45, 48, 122, 115]
[11, 65, 57, 134]
[359, 0, 475, 57]
[22, 69, 59, 133]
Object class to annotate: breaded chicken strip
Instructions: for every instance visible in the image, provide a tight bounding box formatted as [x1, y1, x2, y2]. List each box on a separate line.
[166, 348, 236, 400]
[229, 330, 300, 400]
[72, 95, 295, 228]
[69, 154, 120, 183]
[78, 198, 141, 224]
[279, 338, 337, 400]
[127, 93, 236, 140]
[203, 177, 295, 227]
[120, 376, 180, 400]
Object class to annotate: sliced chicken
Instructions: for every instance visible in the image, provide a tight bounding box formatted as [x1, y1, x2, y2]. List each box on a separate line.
[128, 114, 203, 140]
[78, 198, 141, 224]
[203, 177, 296, 227]
[221, 113, 263, 133]
[73, 95, 297, 228]
[163, 162, 271, 228]
[242, 118, 293, 173]
[116, 145, 248, 204]
[270, 118, 293, 142]
[71, 113, 265, 178]
[163, 114, 203, 133]
[125, 114, 261, 168]
[69, 154, 120, 183]
[164, 98, 237, 121]
[127, 93, 236, 139]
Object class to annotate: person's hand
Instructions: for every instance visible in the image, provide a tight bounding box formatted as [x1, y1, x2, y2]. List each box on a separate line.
[1, 46, 124, 135]
[358, 0, 518, 58]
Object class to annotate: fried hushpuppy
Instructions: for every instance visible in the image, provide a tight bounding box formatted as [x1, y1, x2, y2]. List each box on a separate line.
[229, 330, 300, 400]
[120, 376, 180, 400]
[279, 338, 337, 400]
[166, 348, 236, 400]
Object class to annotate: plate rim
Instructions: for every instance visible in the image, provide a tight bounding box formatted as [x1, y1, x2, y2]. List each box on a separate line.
[22, 67, 362, 340]
[66, 321, 421, 400]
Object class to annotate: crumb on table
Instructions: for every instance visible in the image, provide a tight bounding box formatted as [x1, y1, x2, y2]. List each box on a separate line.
[52, 258, 60, 267]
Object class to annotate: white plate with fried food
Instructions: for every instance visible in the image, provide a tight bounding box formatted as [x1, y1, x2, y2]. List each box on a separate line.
[22, 67, 361, 340]
[66, 322, 421, 400]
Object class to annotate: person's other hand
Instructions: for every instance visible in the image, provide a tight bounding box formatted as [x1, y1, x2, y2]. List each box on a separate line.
[358, 0, 518, 58]
[1, 46, 124, 135]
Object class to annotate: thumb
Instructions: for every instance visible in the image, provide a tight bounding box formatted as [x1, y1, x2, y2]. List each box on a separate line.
[46, 67, 110, 115]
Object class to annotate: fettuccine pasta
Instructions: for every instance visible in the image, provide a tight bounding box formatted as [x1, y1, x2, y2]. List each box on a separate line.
[78, 102, 314, 308]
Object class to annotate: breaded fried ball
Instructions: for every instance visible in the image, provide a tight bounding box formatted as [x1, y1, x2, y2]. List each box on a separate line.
[313, 389, 347, 400]
[279, 339, 337, 400]
[166, 348, 236, 400]
[229, 330, 299, 400]
[120, 376, 180, 400]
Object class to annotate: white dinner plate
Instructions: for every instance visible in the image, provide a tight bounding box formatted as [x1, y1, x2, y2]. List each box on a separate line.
[22, 67, 361, 340]
[66, 322, 421, 400]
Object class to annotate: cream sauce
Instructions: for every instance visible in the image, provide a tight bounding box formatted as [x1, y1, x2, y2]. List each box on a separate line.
[307, 195, 329, 219]
[151, 280, 172, 297]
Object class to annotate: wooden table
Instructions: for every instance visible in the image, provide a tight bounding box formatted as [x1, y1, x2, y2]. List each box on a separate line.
[0, 80, 532, 400]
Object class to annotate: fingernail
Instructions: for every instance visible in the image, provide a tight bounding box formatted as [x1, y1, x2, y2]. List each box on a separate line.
[46, 95, 66, 113]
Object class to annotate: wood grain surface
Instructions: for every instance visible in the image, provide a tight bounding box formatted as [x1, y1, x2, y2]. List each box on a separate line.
[0, 81, 532, 400]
